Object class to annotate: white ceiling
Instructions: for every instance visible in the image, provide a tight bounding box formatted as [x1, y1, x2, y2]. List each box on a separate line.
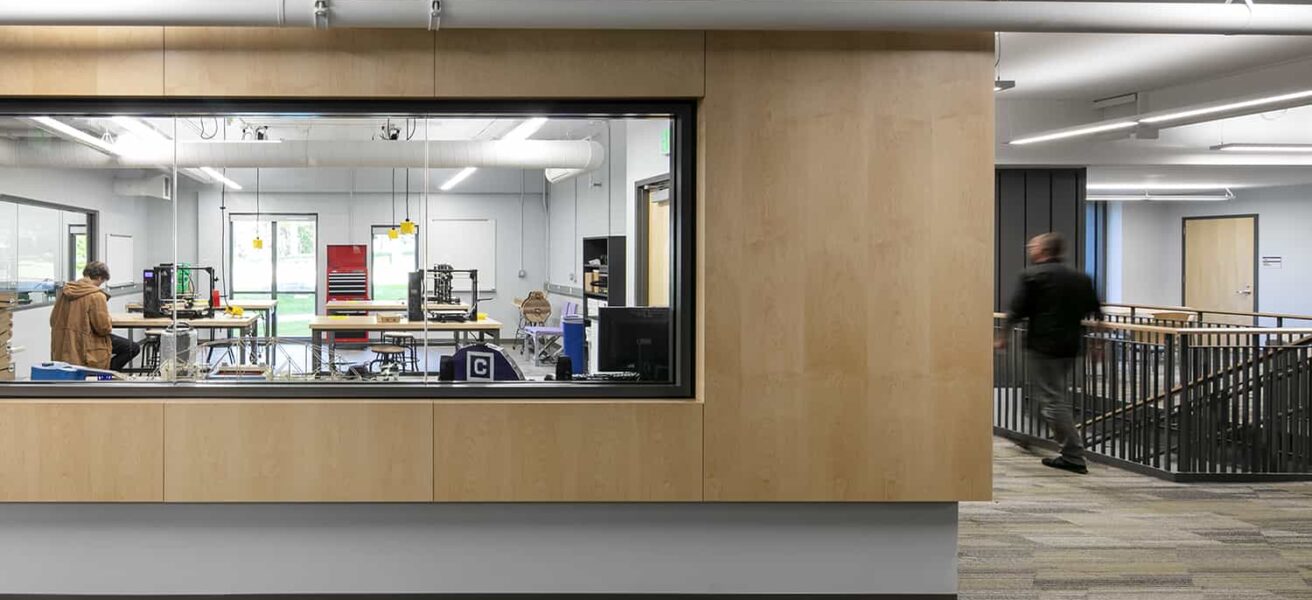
[998, 32, 1312, 100]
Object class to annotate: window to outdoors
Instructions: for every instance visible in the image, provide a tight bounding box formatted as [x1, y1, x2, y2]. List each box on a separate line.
[371, 225, 417, 301]
[0, 196, 96, 307]
[230, 215, 318, 338]
[0, 103, 692, 397]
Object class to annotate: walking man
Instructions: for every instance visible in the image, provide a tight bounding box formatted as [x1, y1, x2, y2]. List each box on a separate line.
[997, 233, 1102, 474]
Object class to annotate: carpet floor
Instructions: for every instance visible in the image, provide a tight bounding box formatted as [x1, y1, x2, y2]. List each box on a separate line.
[960, 438, 1312, 600]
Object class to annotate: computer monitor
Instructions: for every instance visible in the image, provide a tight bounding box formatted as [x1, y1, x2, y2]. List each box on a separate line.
[598, 307, 671, 381]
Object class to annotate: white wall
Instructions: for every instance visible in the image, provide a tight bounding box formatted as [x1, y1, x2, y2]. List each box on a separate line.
[624, 119, 674, 305]
[196, 168, 547, 335]
[1, 168, 174, 378]
[1108, 184, 1312, 319]
[546, 122, 626, 293]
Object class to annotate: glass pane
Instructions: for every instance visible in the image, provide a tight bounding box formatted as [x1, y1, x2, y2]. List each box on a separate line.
[17, 204, 60, 304]
[275, 219, 316, 293]
[231, 220, 272, 292]
[273, 292, 315, 339]
[372, 228, 415, 301]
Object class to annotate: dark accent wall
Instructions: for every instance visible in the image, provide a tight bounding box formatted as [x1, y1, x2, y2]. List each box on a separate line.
[995, 168, 1087, 310]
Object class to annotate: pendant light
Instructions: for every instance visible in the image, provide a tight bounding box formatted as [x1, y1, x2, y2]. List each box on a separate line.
[252, 168, 264, 249]
[400, 167, 417, 235]
[388, 168, 400, 240]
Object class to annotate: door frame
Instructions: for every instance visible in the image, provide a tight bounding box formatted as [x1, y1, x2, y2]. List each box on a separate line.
[1181, 213, 1259, 313]
[633, 173, 671, 307]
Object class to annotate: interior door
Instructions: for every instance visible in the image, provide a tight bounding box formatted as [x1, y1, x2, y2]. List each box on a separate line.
[646, 185, 671, 307]
[1183, 216, 1256, 325]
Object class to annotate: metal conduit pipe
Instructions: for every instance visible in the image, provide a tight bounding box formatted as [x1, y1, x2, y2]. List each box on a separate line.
[4, 0, 1312, 34]
[0, 139, 607, 170]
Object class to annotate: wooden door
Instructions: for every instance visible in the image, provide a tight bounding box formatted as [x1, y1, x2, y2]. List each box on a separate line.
[647, 189, 671, 307]
[1183, 216, 1256, 325]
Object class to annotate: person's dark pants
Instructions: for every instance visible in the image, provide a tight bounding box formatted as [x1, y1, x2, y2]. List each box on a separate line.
[1026, 350, 1086, 466]
[110, 334, 141, 372]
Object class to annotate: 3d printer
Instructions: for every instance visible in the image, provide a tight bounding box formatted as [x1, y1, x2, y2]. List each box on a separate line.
[142, 264, 217, 319]
[408, 264, 479, 322]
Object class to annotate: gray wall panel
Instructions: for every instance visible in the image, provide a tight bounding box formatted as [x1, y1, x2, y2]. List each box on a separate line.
[0, 503, 958, 596]
[996, 168, 1087, 310]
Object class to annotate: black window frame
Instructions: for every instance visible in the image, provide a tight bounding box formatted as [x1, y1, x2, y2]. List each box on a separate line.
[0, 98, 696, 400]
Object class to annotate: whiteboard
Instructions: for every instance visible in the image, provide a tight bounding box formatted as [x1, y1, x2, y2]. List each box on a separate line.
[427, 219, 496, 292]
[105, 234, 136, 288]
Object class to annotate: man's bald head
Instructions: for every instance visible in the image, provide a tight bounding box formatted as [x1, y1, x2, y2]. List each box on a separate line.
[1027, 233, 1065, 264]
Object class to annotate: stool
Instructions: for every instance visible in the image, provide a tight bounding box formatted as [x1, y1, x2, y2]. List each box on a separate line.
[140, 329, 164, 372]
[382, 332, 421, 373]
[368, 344, 409, 375]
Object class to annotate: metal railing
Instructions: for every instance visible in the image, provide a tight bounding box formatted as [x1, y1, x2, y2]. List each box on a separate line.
[994, 313, 1312, 481]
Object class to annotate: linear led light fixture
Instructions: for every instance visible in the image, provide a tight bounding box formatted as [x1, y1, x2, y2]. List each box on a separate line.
[440, 167, 477, 191]
[1140, 89, 1312, 125]
[1009, 121, 1137, 146]
[111, 116, 168, 143]
[1211, 143, 1312, 153]
[199, 167, 243, 190]
[1087, 183, 1235, 191]
[440, 118, 549, 190]
[28, 116, 119, 155]
[994, 80, 1015, 93]
[1088, 191, 1234, 202]
[502, 117, 548, 141]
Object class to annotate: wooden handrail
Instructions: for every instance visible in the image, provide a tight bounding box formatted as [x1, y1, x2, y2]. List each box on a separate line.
[1104, 302, 1312, 323]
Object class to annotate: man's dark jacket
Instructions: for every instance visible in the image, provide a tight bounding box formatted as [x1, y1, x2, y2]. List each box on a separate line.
[1005, 260, 1102, 359]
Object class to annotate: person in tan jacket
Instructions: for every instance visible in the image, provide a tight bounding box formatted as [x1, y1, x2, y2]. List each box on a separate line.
[50, 261, 139, 371]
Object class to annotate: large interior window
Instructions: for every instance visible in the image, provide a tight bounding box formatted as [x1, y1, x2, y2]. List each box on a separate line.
[0, 102, 693, 398]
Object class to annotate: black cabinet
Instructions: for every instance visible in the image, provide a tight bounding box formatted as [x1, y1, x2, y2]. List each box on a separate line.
[582, 235, 626, 307]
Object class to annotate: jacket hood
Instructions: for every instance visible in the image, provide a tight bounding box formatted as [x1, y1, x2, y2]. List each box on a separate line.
[62, 278, 106, 299]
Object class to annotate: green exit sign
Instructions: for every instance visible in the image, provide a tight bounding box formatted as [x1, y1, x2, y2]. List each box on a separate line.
[660, 126, 671, 156]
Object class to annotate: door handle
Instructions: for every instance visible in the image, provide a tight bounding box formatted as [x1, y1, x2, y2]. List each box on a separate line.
[1237, 285, 1253, 296]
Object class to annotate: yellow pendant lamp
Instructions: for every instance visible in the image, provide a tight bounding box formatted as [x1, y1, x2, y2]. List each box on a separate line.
[400, 167, 417, 235]
[252, 168, 264, 249]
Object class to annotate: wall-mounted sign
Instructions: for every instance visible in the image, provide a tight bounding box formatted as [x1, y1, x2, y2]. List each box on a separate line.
[1261, 256, 1283, 269]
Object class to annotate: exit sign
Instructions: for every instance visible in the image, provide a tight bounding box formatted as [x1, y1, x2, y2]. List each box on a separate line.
[660, 127, 671, 156]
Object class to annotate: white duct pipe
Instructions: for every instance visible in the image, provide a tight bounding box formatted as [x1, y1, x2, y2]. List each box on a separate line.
[4, 0, 1312, 34]
[0, 139, 606, 170]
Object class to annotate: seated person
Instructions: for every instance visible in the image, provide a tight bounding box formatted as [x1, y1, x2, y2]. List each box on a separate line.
[50, 261, 140, 371]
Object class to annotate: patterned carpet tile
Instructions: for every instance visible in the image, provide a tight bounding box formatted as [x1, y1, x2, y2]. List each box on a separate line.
[960, 438, 1312, 600]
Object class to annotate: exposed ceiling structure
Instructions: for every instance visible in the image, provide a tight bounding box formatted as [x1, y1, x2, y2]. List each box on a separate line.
[0, 116, 625, 193]
[996, 32, 1312, 193]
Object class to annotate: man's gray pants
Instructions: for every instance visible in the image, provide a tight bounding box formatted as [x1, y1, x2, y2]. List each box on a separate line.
[1027, 351, 1086, 466]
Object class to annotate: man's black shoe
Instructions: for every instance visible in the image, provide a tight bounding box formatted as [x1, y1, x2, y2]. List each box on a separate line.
[1042, 456, 1088, 474]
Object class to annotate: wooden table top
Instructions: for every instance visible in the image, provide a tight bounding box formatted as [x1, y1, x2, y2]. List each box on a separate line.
[324, 300, 468, 312]
[111, 313, 259, 329]
[308, 315, 502, 332]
